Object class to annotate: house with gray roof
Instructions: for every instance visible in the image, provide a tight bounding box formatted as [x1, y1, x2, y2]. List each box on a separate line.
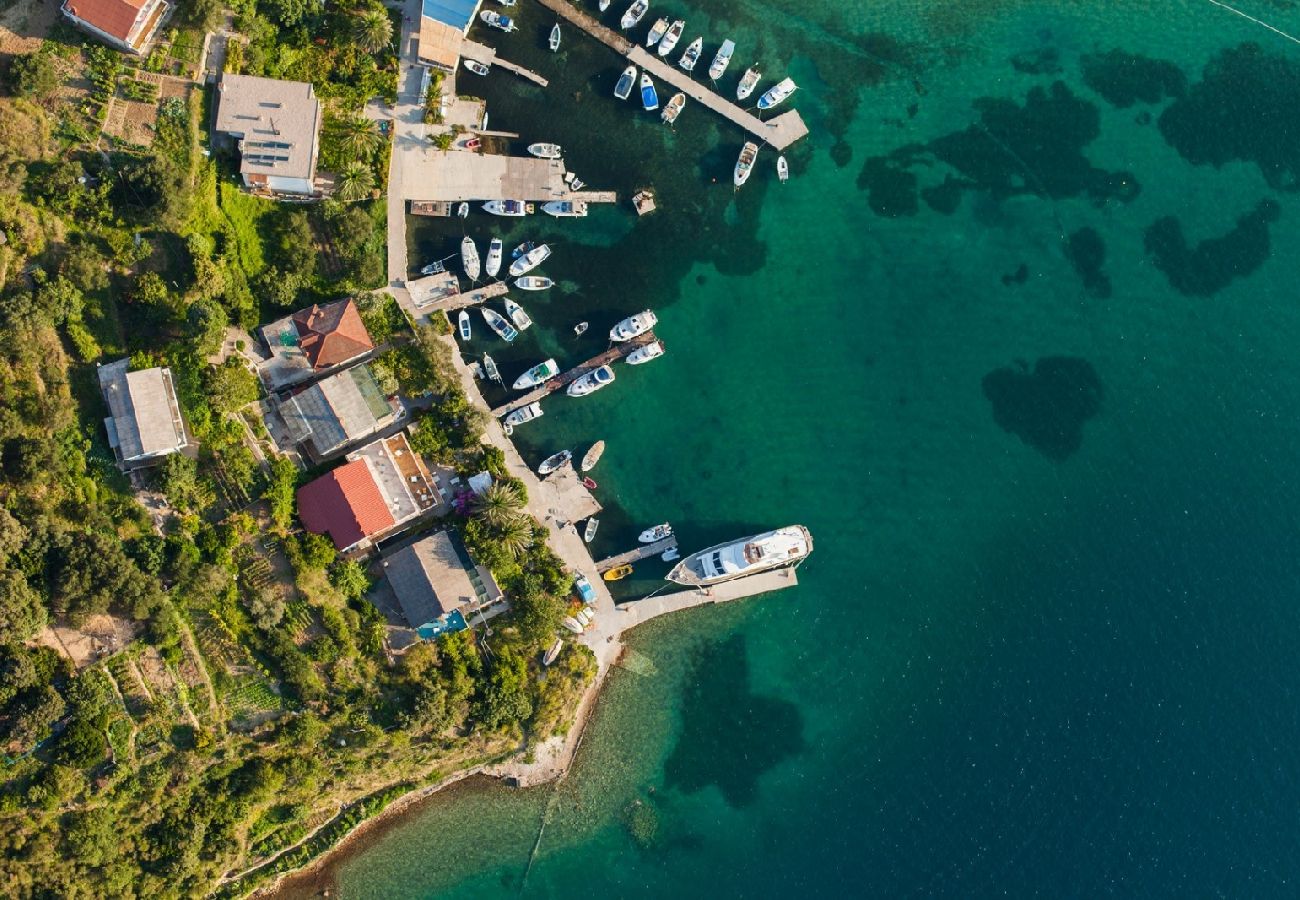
[381, 531, 502, 630]
[214, 74, 322, 196]
[97, 358, 190, 469]
[274, 363, 399, 460]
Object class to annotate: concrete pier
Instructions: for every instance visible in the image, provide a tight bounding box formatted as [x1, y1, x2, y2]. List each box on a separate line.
[461, 40, 550, 87]
[595, 535, 678, 572]
[492, 331, 657, 418]
[612, 567, 800, 629]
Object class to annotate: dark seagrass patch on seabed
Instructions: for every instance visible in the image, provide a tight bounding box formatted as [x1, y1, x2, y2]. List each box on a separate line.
[1064, 227, 1112, 298]
[982, 357, 1103, 461]
[1144, 199, 1280, 297]
[1080, 48, 1187, 108]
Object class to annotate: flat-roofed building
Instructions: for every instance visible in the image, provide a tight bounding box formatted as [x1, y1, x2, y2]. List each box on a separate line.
[418, 0, 481, 71]
[214, 74, 322, 196]
[97, 358, 190, 469]
[276, 363, 398, 459]
[61, 0, 170, 55]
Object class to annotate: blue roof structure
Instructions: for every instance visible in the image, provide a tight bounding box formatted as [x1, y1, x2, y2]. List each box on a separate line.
[423, 0, 478, 32]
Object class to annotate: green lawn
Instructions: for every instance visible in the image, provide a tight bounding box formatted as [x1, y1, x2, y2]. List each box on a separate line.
[218, 180, 271, 277]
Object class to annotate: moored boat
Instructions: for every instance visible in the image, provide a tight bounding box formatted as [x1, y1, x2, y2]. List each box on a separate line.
[482, 307, 518, 342]
[736, 66, 760, 100]
[457, 201, 469, 217]
[504, 298, 532, 331]
[512, 358, 559, 390]
[599, 0, 610, 10]
[661, 547, 680, 562]
[626, 339, 665, 364]
[708, 39, 735, 80]
[514, 275, 553, 291]
[463, 59, 490, 76]
[483, 199, 528, 217]
[485, 237, 502, 277]
[678, 37, 702, 72]
[581, 476, 597, 490]
[657, 19, 684, 56]
[549, 23, 561, 51]
[777, 155, 789, 183]
[581, 440, 605, 471]
[457, 311, 471, 340]
[461, 236, 480, 280]
[480, 9, 515, 31]
[538, 449, 572, 475]
[509, 243, 551, 276]
[640, 73, 658, 111]
[502, 401, 543, 426]
[667, 525, 814, 586]
[757, 76, 797, 110]
[610, 309, 657, 341]
[566, 365, 615, 396]
[620, 0, 647, 29]
[542, 200, 588, 217]
[418, 259, 446, 276]
[639, 522, 672, 543]
[734, 141, 758, 187]
[573, 321, 589, 336]
[482, 354, 502, 384]
[661, 92, 685, 125]
[583, 518, 599, 543]
[614, 64, 637, 100]
[603, 564, 633, 581]
[646, 17, 668, 46]
[528, 142, 563, 159]
[511, 240, 536, 258]
[543, 638, 563, 665]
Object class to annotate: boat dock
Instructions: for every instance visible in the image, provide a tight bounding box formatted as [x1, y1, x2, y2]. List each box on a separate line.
[491, 331, 657, 418]
[534, 0, 810, 151]
[595, 535, 678, 572]
[461, 40, 549, 87]
[413, 279, 509, 311]
[612, 567, 800, 629]
[570, 190, 618, 204]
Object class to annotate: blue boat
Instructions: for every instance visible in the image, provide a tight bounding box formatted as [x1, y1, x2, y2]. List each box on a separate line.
[640, 72, 658, 111]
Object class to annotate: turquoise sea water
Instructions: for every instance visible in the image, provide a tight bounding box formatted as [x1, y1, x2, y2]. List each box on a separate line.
[290, 1, 1300, 895]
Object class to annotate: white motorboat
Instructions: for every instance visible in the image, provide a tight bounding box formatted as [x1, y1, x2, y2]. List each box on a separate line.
[485, 237, 502, 277]
[626, 339, 665, 364]
[658, 20, 684, 56]
[549, 23, 561, 51]
[480, 9, 515, 31]
[457, 311, 471, 340]
[514, 275, 553, 291]
[639, 523, 672, 543]
[640, 72, 658, 111]
[482, 354, 502, 384]
[461, 236, 480, 280]
[757, 77, 797, 110]
[777, 155, 789, 182]
[513, 358, 559, 390]
[509, 242, 551, 276]
[678, 37, 702, 72]
[538, 449, 572, 475]
[661, 547, 680, 562]
[667, 525, 814, 586]
[482, 200, 528, 216]
[581, 441, 604, 471]
[543, 638, 563, 666]
[620, 0, 647, 29]
[504, 298, 532, 331]
[734, 141, 758, 187]
[482, 307, 518, 342]
[457, 201, 469, 217]
[646, 17, 668, 46]
[614, 64, 637, 100]
[561, 616, 583, 634]
[599, 0, 610, 10]
[567, 365, 615, 396]
[661, 92, 685, 125]
[736, 66, 760, 101]
[463, 59, 490, 76]
[502, 401, 543, 426]
[583, 517, 599, 542]
[573, 321, 589, 336]
[528, 142, 563, 159]
[609, 309, 656, 341]
[708, 39, 735, 81]
[542, 200, 588, 217]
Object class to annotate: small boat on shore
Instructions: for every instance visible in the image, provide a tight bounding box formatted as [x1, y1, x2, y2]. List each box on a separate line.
[576, 607, 593, 626]
[734, 141, 758, 187]
[514, 276, 553, 291]
[661, 92, 685, 125]
[658, 19, 684, 56]
[667, 525, 813, 586]
[542, 200, 588, 217]
[483, 354, 502, 384]
[679, 37, 703, 72]
[610, 310, 657, 341]
[538, 449, 572, 475]
[509, 243, 551, 276]
[708, 39, 735, 80]
[457, 311, 471, 340]
[463, 59, 490, 76]
[513, 358, 559, 390]
[620, 0, 647, 29]
[503, 401, 543, 426]
[646, 17, 668, 46]
[737, 66, 761, 101]
[504, 298, 532, 331]
[583, 518, 599, 543]
[627, 339, 665, 364]
[574, 321, 589, 336]
[603, 564, 633, 581]
[480, 9, 515, 31]
[543, 638, 563, 666]
[461, 236, 480, 280]
[528, 142, 563, 159]
[639, 523, 672, 543]
[581, 440, 605, 471]
[574, 573, 596, 603]
[512, 240, 536, 258]
[757, 77, 797, 110]
[614, 64, 637, 100]
[561, 616, 583, 634]
[567, 365, 615, 396]
[485, 237, 502, 277]
[640, 73, 658, 111]
[482, 307, 518, 342]
[483, 199, 528, 217]
[549, 23, 561, 51]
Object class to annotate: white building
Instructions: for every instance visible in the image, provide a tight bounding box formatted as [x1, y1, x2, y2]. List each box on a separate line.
[61, 0, 170, 55]
[97, 359, 190, 469]
[213, 75, 323, 197]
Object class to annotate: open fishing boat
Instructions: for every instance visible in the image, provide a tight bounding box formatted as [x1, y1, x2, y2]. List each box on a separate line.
[581, 476, 597, 490]
[528, 142, 563, 159]
[640, 72, 658, 111]
[639, 523, 673, 543]
[658, 19, 684, 56]
[513, 358, 559, 390]
[549, 23, 561, 51]
[482, 354, 502, 384]
[457, 202, 469, 217]
[708, 39, 735, 80]
[511, 240, 535, 258]
[509, 243, 551, 276]
[661, 92, 685, 125]
[543, 638, 563, 666]
[537, 449, 572, 475]
[661, 547, 680, 562]
[581, 440, 605, 471]
[504, 298, 532, 331]
[482, 307, 518, 342]
[583, 518, 599, 543]
[463, 59, 490, 76]
[457, 311, 471, 340]
[573, 321, 589, 336]
[482, 199, 528, 216]
[646, 17, 669, 46]
[734, 141, 758, 187]
[603, 564, 633, 582]
[757, 77, 797, 110]
[485, 237, 502, 277]
[542, 200, 588, 217]
[561, 616, 583, 634]
[566, 365, 615, 396]
[461, 236, 480, 280]
[777, 155, 789, 183]
[418, 259, 446, 276]
[614, 64, 637, 100]
[620, 0, 647, 29]
[502, 401, 543, 426]
[736, 66, 761, 101]
[479, 9, 515, 31]
[627, 339, 665, 364]
[610, 309, 657, 341]
[514, 275, 553, 291]
[678, 37, 702, 72]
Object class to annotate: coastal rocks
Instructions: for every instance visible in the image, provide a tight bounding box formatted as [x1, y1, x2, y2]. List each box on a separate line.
[982, 357, 1103, 461]
[1143, 199, 1281, 297]
[1080, 49, 1186, 108]
[1064, 227, 1112, 298]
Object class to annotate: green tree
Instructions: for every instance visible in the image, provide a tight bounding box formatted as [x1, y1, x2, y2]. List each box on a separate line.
[474, 647, 531, 730]
[256, 265, 305, 309]
[0, 507, 28, 567]
[297, 531, 336, 570]
[264, 456, 298, 530]
[0, 569, 46, 642]
[273, 210, 317, 279]
[472, 481, 525, 528]
[205, 357, 259, 413]
[334, 160, 375, 201]
[351, 8, 394, 53]
[496, 515, 534, 559]
[57, 716, 107, 768]
[263, 0, 320, 27]
[33, 274, 84, 327]
[157, 453, 209, 513]
[187, 297, 229, 358]
[330, 560, 369, 601]
[11, 51, 59, 101]
[335, 116, 382, 163]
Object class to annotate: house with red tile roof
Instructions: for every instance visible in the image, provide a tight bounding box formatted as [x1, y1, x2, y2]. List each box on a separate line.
[258, 298, 376, 390]
[62, 0, 170, 55]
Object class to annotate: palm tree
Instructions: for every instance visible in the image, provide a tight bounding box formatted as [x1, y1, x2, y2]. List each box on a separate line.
[335, 115, 382, 163]
[472, 481, 525, 528]
[496, 515, 533, 559]
[334, 161, 375, 201]
[352, 8, 393, 54]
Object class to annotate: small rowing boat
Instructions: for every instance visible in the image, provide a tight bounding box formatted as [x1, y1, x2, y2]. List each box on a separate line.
[514, 275, 553, 291]
[603, 564, 633, 581]
[757, 77, 798, 110]
[528, 142, 563, 159]
[549, 23, 561, 51]
[734, 141, 758, 187]
[504, 297, 532, 331]
[581, 440, 605, 471]
[485, 237, 502, 277]
[573, 321, 589, 336]
[543, 638, 563, 666]
[482, 307, 518, 342]
[418, 259, 446, 276]
[661, 92, 685, 125]
[620, 0, 647, 29]
[583, 518, 599, 543]
[678, 37, 702, 72]
[708, 39, 735, 81]
[538, 449, 572, 475]
[614, 64, 637, 100]
[658, 19, 684, 56]
[461, 236, 480, 280]
[482, 354, 502, 384]
[457, 201, 468, 217]
[511, 240, 535, 258]
[581, 476, 597, 490]
[640, 72, 658, 111]
[561, 616, 583, 634]
[457, 311, 471, 340]
[736, 66, 760, 101]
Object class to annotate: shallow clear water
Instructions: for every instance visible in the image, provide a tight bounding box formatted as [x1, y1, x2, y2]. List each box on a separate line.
[302, 1, 1300, 895]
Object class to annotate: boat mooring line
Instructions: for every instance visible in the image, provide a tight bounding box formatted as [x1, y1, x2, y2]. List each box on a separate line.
[1204, 0, 1300, 45]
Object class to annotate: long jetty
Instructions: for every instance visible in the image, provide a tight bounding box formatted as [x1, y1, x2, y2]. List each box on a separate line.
[595, 535, 678, 572]
[492, 331, 657, 418]
[461, 40, 549, 87]
[612, 567, 800, 629]
[535, 0, 809, 151]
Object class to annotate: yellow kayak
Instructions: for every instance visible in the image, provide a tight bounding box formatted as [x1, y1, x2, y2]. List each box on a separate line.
[603, 564, 633, 581]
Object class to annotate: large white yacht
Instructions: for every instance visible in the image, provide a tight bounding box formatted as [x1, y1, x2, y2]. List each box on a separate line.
[666, 525, 813, 586]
